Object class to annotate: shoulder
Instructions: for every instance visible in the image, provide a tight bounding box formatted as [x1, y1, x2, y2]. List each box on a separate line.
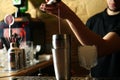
[85, 10, 105, 29]
[87, 11, 104, 22]
[86, 10, 105, 26]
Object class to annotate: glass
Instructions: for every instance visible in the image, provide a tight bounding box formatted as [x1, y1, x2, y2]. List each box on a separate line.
[0, 47, 8, 68]
[20, 41, 34, 66]
[33, 45, 41, 63]
[78, 45, 97, 79]
[0, 45, 9, 71]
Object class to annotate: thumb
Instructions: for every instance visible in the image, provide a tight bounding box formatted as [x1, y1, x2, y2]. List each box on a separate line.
[45, 0, 49, 3]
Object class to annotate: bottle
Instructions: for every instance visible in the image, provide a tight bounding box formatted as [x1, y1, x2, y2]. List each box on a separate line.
[7, 42, 25, 70]
[12, 0, 28, 17]
[0, 38, 3, 49]
[20, 0, 28, 13]
[12, 0, 23, 7]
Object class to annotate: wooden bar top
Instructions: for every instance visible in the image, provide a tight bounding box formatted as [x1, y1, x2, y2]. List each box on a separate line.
[0, 55, 53, 77]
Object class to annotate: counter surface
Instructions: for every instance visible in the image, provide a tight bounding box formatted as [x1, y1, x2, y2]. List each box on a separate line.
[0, 76, 92, 80]
[0, 54, 53, 77]
[1, 76, 119, 80]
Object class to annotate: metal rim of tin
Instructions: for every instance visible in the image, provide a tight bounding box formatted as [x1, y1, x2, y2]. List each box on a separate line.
[52, 34, 70, 40]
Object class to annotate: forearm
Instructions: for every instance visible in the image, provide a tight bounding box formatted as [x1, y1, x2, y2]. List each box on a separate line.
[40, 1, 120, 57]
[65, 11, 108, 57]
[65, 11, 102, 45]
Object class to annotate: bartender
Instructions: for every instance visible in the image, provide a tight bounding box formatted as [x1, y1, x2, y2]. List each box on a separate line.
[40, 0, 120, 77]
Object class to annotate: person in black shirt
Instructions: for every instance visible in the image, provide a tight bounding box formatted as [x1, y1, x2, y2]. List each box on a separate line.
[39, 0, 120, 77]
[86, 9, 120, 77]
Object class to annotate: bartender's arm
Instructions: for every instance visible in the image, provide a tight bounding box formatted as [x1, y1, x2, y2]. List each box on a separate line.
[39, 1, 120, 57]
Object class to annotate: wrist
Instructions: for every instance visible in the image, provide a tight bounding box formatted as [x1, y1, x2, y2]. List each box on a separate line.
[65, 10, 80, 24]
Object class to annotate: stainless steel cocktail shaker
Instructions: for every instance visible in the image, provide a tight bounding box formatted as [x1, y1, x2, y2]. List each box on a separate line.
[52, 34, 71, 80]
[7, 42, 26, 71]
[52, 34, 71, 49]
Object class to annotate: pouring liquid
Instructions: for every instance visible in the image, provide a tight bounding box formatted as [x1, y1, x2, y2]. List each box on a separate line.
[58, 5, 61, 34]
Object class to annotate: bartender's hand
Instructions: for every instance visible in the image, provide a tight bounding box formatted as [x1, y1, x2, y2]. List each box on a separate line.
[39, 1, 72, 19]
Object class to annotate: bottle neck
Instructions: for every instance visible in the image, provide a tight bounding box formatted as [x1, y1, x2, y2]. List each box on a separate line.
[15, 8, 22, 18]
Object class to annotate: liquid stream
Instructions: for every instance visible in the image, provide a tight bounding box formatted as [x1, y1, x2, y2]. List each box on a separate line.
[58, 6, 61, 34]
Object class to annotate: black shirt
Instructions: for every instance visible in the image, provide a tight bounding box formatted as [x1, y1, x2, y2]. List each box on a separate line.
[86, 9, 120, 77]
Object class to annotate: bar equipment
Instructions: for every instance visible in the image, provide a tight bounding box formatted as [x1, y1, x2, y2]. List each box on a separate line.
[52, 34, 71, 80]
[8, 42, 26, 70]
[12, 0, 28, 17]
[47, 0, 61, 5]
[4, 15, 14, 39]
[78, 45, 97, 70]
[19, 41, 34, 66]
[78, 45, 97, 78]
[52, 34, 71, 49]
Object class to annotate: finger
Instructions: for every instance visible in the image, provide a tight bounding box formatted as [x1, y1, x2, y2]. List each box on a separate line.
[39, 3, 46, 12]
[45, 0, 49, 3]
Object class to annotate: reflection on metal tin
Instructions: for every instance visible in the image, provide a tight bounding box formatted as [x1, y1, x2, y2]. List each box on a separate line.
[8, 42, 26, 70]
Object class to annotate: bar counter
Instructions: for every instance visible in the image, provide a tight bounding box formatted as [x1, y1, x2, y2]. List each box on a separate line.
[1, 76, 119, 80]
[0, 76, 92, 80]
[0, 53, 89, 78]
[0, 54, 53, 77]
